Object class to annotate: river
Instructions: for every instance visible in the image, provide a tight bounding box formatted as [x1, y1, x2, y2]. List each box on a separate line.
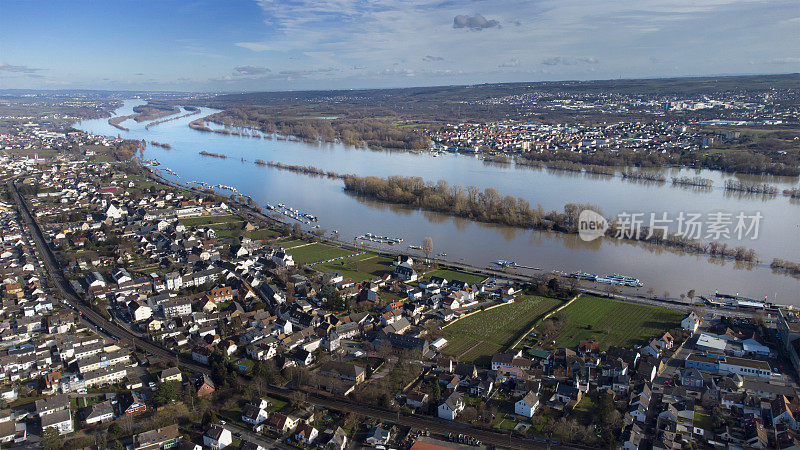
[75, 100, 800, 305]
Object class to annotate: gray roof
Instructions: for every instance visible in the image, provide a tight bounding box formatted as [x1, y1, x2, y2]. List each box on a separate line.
[40, 408, 71, 427]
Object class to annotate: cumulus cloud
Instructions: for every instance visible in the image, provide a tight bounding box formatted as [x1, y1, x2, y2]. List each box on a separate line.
[422, 55, 444, 62]
[541, 56, 599, 66]
[453, 14, 499, 30]
[0, 62, 42, 74]
[234, 65, 271, 75]
[498, 58, 520, 68]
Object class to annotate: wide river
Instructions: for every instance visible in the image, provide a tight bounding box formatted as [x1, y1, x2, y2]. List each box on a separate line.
[76, 100, 800, 304]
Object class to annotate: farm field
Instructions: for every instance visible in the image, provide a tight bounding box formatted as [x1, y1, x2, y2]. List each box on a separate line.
[422, 269, 486, 285]
[552, 295, 684, 349]
[289, 243, 356, 265]
[315, 253, 394, 282]
[442, 295, 563, 366]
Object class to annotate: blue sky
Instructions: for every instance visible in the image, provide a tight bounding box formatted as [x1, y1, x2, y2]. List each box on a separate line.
[1, 0, 798, 92]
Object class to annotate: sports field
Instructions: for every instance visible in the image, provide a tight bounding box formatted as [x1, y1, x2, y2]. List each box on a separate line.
[552, 295, 684, 349]
[442, 295, 562, 366]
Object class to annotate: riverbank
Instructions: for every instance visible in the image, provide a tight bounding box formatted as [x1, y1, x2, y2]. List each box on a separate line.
[72, 99, 800, 303]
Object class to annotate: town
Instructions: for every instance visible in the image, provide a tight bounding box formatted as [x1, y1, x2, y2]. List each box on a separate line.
[0, 119, 795, 450]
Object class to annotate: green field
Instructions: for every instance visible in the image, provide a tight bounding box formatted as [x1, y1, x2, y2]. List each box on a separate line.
[276, 239, 308, 249]
[442, 296, 563, 366]
[179, 214, 242, 227]
[315, 253, 394, 282]
[246, 228, 281, 240]
[289, 243, 356, 265]
[552, 295, 684, 349]
[421, 269, 486, 285]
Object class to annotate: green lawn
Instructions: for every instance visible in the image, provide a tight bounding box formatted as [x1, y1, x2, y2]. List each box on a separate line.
[572, 396, 596, 424]
[442, 296, 563, 366]
[314, 254, 394, 282]
[246, 228, 281, 240]
[179, 214, 242, 227]
[265, 395, 288, 412]
[276, 238, 308, 249]
[422, 269, 486, 285]
[289, 243, 356, 265]
[694, 410, 713, 430]
[552, 295, 684, 349]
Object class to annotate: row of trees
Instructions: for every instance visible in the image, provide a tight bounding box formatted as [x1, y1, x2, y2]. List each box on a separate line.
[671, 176, 713, 187]
[516, 159, 616, 176]
[621, 170, 667, 183]
[723, 179, 778, 194]
[256, 160, 348, 179]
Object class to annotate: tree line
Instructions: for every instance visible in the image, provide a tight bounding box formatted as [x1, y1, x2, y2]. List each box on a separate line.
[723, 179, 778, 194]
[518, 146, 799, 176]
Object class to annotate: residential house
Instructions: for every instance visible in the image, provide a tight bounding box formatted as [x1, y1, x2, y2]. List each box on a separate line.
[203, 425, 232, 449]
[131, 424, 180, 450]
[681, 312, 700, 333]
[40, 409, 73, 435]
[515, 391, 540, 418]
[438, 392, 464, 420]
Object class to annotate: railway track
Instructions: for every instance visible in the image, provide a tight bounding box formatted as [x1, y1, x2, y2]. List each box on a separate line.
[10, 179, 569, 449]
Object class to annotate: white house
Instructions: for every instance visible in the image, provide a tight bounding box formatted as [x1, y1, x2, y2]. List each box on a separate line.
[242, 403, 269, 426]
[203, 425, 232, 449]
[295, 424, 319, 445]
[438, 392, 464, 420]
[681, 312, 701, 333]
[514, 391, 539, 418]
[41, 409, 73, 435]
[129, 301, 152, 321]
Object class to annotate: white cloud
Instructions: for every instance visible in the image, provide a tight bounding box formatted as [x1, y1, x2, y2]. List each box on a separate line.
[542, 56, 598, 66]
[221, 0, 800, 89]
[453, 14, 499, 30]
[234, 65, 271, 75]
[499, 58, 520, 68]
[0, 62, 42, 74]
[236, 42, 273, 52]
[769, 57, 800, 64]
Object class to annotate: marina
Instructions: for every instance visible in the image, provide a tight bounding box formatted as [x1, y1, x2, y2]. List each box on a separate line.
[356, 232, 404, 245]
[265, 203, 318, 224]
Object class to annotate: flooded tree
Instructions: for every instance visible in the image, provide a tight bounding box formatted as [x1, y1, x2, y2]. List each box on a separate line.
[422, 236, 434, 259]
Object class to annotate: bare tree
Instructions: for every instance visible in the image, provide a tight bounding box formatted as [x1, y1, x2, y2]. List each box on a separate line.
[422, 236, 434, 259]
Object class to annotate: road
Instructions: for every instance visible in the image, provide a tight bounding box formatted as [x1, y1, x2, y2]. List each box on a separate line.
[11, 180, 567, 449]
